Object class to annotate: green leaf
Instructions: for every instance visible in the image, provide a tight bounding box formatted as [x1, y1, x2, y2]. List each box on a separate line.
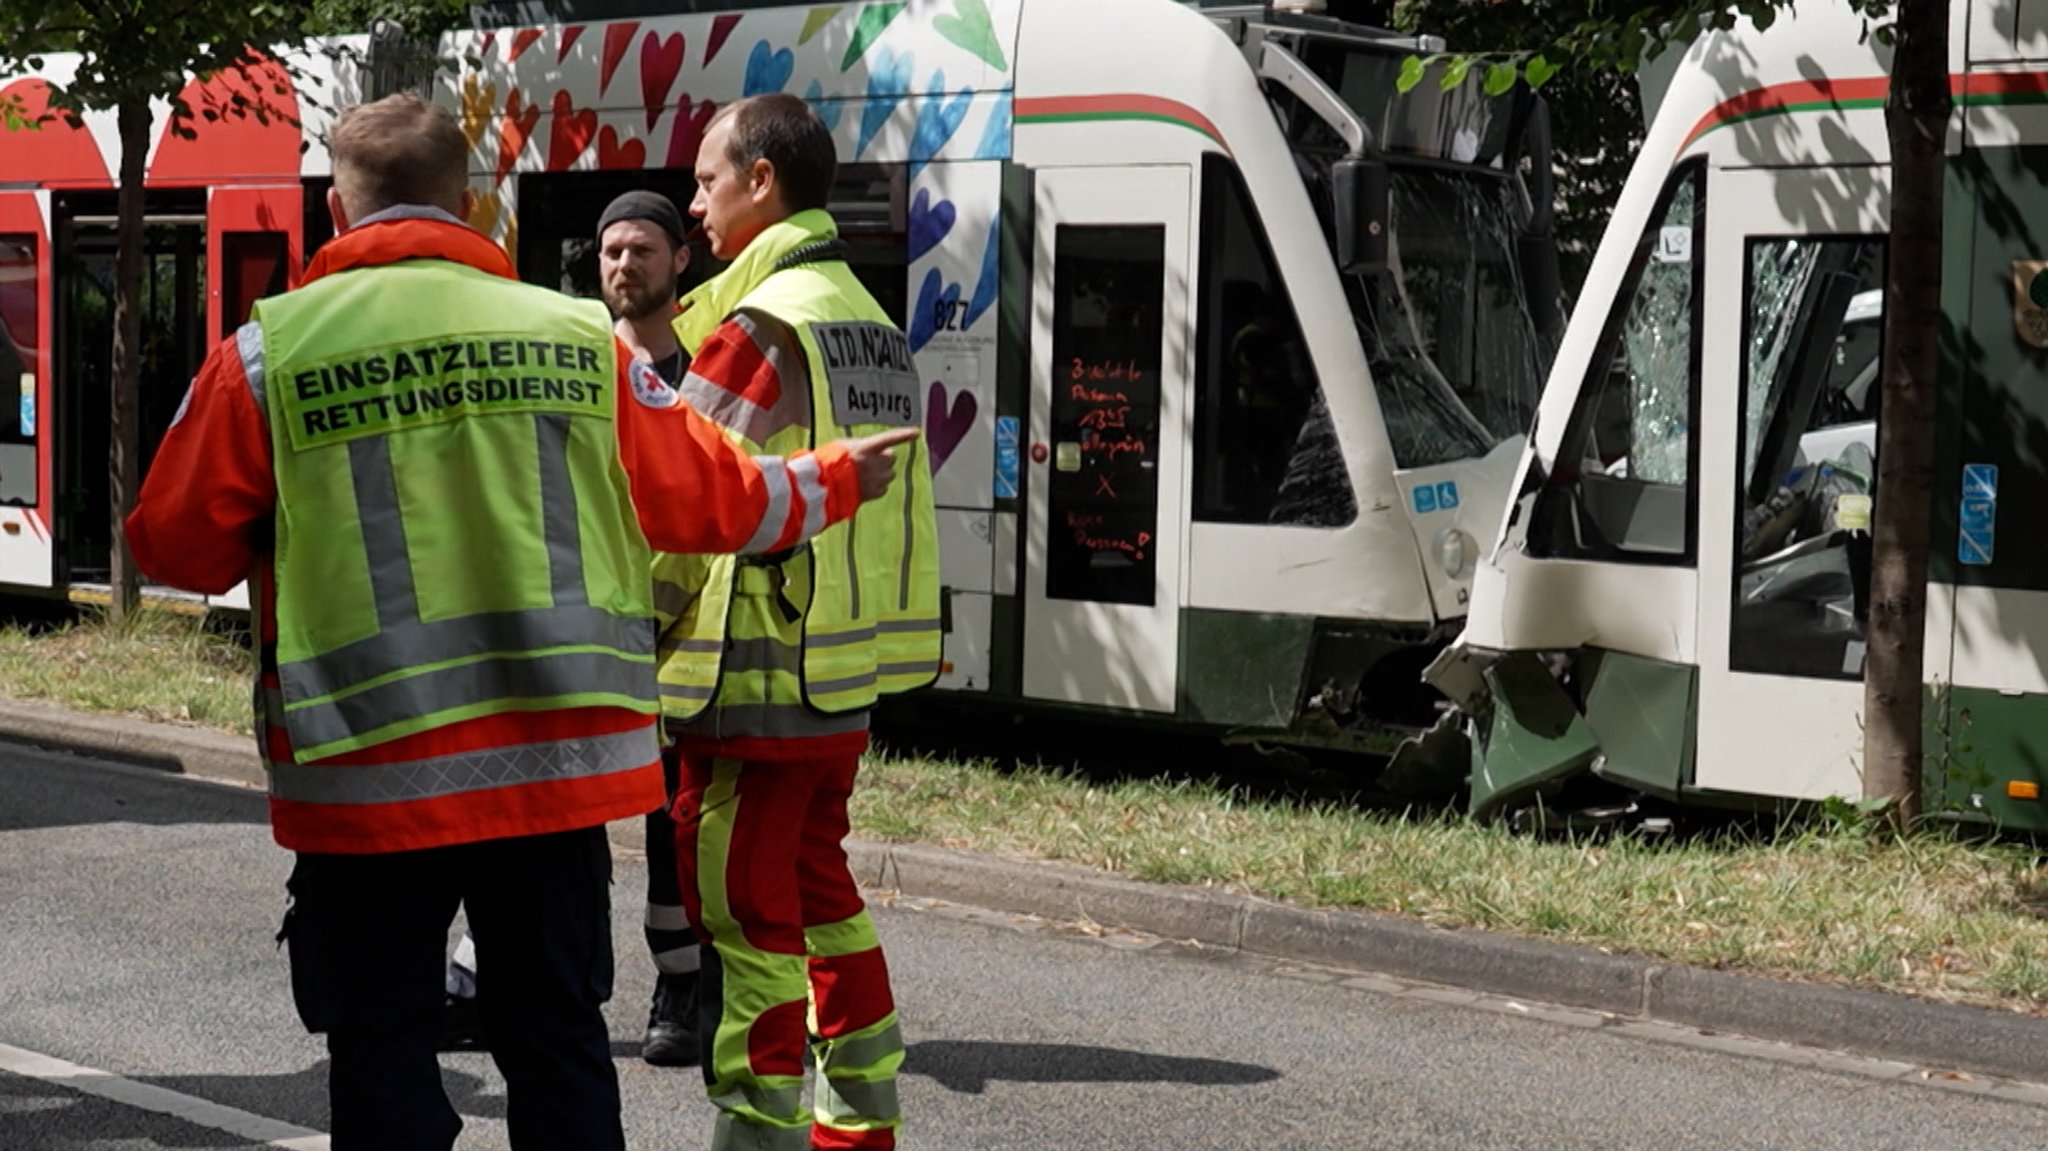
[1441, 56, 1473, 91]
[1524, 53, 1558, 90]
[1395, 54, 1426, 94]
[1483, 61, 1517, 97]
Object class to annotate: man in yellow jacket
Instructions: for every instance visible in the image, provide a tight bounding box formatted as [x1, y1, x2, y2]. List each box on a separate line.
[654, 93, 940, 1151]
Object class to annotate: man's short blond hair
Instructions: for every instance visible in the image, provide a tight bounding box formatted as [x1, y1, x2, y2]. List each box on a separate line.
[328, 93, 469, 218]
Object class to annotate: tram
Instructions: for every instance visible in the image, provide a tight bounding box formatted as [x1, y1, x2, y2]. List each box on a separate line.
[0, 0, 1561, 751]
[1407, 0, 2048, 831]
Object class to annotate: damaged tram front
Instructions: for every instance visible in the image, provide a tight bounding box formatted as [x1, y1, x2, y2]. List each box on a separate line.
[971, 3, 1565, 752]
[1403, 1, 2048, 831]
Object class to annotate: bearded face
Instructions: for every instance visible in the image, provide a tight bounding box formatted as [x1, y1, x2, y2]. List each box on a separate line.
[598, 219, 686, 320]
[603, 269, 679, 320]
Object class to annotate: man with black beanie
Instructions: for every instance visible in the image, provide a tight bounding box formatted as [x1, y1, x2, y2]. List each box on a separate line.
[443, 188, 706, 1068]
[598, 189, 694, 387]
[596, 189, 705, 1067]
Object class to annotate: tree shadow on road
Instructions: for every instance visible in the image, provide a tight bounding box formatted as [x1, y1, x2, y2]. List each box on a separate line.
[902, 1040, 1278, 1095]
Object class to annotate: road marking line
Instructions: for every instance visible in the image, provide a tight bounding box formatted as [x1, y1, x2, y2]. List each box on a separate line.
[0, 1040, 329, 1149]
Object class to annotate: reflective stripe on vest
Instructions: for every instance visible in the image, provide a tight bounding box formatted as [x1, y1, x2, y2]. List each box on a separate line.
[267, 724, 657, 805]
[255, 259, 656, 766]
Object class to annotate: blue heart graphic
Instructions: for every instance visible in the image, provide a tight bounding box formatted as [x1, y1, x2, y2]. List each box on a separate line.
[743, 40, 795, 96]
[909, 267, 962, 353]
[965, 219, 999, 330]
[804, 80, 844, 134]
[857, 47, 914, 158]
[974, 97, 1011, 160]
[910, 69, 973, 178]
[907, 188, 957, 263]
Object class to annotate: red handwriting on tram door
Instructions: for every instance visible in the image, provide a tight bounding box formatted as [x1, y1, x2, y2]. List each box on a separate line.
[1077, 406, 1130, 431]
[1066, 512, 1150, 561]
[1062, 359, 1154, 513]
[1087, 435, 1146, 460]
[1070, 359, 1144, 383]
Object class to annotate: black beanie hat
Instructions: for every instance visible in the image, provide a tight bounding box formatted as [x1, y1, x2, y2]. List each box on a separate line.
[596, 190, 687, 247]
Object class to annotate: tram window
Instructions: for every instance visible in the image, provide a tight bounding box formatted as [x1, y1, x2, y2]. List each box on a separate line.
[1731, 235, 1886, 680]
[219, 232, 290, 340]
[1193, 156, 1355, 528]
[1046, 224, 1165, 607]
[302, 177, 336, 265]
[1530, 162, 1702, 562]
[0, 235, 39, 507]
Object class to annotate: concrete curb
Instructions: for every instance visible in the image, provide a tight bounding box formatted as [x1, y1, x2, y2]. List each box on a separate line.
[8, 699, 2048, 1084]
[0, 697, 267, 787]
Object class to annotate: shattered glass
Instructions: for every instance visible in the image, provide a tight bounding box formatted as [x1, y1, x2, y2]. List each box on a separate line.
[1614, 177, 1697, 486]
[1261, 45, 1558, 473]
[1270, 390, 1351, 527]
[1364, 168, 1553, 467]
[1525, 164, 1701, 562]
[1742, 238, 1824, 486]
[1731, 235, 1887, 680]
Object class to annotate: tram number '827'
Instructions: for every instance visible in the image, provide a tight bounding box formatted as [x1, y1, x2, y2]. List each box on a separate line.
[930, 298, 970, 334]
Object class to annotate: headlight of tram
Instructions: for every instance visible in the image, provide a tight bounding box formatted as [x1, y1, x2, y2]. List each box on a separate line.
[1436, 526, 1475, 580]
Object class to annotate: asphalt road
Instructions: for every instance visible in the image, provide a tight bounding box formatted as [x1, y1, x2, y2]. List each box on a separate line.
[6, 743, 2048, 1150]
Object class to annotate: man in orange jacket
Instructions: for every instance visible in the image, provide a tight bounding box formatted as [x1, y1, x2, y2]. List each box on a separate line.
[125, 92, 915, 1151]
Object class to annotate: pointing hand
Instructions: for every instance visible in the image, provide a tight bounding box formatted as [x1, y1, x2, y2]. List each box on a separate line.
[844, 426, 921, 502]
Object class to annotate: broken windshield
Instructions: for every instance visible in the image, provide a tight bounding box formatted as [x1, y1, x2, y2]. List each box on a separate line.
[1368, 165, 1550, 465]
[1269, 41, 1556, 467]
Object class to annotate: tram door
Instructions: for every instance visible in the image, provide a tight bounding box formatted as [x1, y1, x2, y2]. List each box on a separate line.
[0, 193, 52, 589]
[56, 196, 208, 584]
[1022, 166, 1191, 711]
[1693, 165, 1894, 800]
[52, 188, 297, 590]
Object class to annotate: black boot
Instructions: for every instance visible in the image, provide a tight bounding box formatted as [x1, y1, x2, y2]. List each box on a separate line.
[438, 993, 487, 1052]
[642, 972, 700, 1066]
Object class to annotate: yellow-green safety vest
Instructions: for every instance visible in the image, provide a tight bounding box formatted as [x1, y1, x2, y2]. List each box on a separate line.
[253, 259, 657, 764]
[655, 211, 941, 724]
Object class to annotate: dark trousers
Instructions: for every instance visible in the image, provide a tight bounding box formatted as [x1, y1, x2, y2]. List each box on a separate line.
[279, 826, 623, 1151]
[644, 746, 700, 973]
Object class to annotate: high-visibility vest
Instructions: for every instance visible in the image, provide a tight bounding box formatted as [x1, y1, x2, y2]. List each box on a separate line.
[656, 212, 940, 724]
[251, 260, 659, 783]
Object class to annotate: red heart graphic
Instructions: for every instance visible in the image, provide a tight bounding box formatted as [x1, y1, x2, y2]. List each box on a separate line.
[665, 95, 719, 169]
[495, 88, 540, 186]
[600, 22, 640, 97]
[548, 89, 596, 171]
[705, 15, 741, 65]
[925, 380, 977, 473]
[508, 28, 544, 62]
[557, 25, 585, 62]
[640, 31, 685, 132]
[597, 125, 646, 170]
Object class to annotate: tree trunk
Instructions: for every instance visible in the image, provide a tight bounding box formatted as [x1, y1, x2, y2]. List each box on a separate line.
[108, 99, 147, 628]
[1862, 0, 1951, 826]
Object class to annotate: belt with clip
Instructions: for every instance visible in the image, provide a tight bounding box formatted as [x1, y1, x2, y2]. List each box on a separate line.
[738, 545, 807, 623]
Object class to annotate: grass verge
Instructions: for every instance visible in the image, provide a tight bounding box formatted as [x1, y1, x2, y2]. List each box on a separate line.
[0, 606, 252, 730]
[6, 608, 2048, 1016]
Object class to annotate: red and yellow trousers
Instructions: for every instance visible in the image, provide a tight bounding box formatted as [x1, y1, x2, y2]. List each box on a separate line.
[671, 744, 902, 1151]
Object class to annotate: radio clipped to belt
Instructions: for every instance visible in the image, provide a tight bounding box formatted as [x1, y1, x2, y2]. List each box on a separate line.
[738, 546, 806, 624]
